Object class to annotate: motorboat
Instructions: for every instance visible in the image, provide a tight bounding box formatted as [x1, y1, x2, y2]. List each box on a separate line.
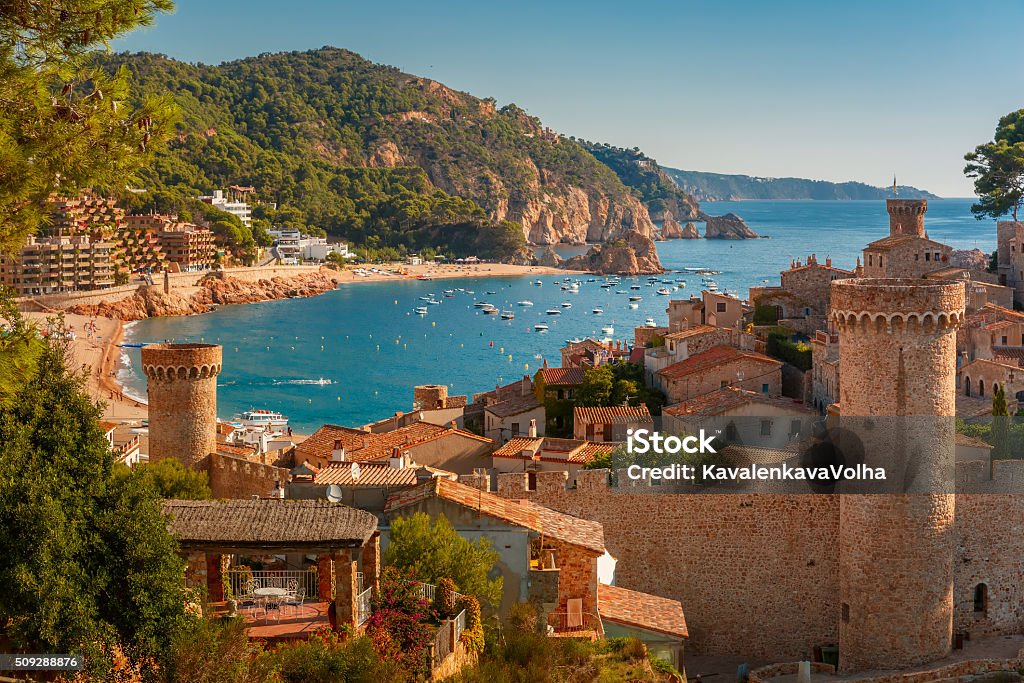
[644, 317, 657, 327]
[546, 308, 561, 315]
[517, 300, 534, 306]
[561, 302, 573, 308]
[501, 310, 515, 320]
[534, 323, 549, 331]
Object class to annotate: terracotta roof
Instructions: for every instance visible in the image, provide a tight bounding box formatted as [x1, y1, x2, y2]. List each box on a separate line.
[216, 443, 257, 457]
[981, 304, 1024, 323]
[598, 583, 688, 639]
[474, 378, 542, 418]
[385, 478, 605, 553]
[99, 420, 118, 434]
[993, 347, 1024, 367]
[987, 320, 1016, 331]
[315, 462, 456, 487]
[574, 405, 653, 425]
[539, 367, 586, 386]
[955, 433, 992, 450]
[663, 324, 719, 342]
[663, 387, 814, 418]
[656, 346, 782, 381]
[163, 499, 377, 549]
[491, 437, 616, 465]
[784, 262, 852, 276]
[865, 234, 949, 251]
[721, 444, 800, 466]
[296, 421, 493, 464]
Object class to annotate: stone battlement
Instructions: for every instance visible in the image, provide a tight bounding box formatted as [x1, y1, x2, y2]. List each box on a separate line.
[141, 343, 223, 380]
[887, 198, 928, 237]
[831, 278, 965, 332]
[209, 451, 288, 498]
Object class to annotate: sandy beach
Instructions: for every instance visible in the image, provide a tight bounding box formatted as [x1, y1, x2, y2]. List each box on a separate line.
[331, 261, 577, 284]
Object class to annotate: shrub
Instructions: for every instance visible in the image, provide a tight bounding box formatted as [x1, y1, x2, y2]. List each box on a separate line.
[267, 630, 407, 683]
[621, 637, 648, 661]
[457, 594, 485, 654]
[506, 602, 538, 634]
[436, 577, 459, 619]
[164, 616, 274, 683]
[365, 567, 434, 675]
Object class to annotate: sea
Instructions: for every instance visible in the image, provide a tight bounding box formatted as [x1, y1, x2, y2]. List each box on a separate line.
[119, 199, 997, 432]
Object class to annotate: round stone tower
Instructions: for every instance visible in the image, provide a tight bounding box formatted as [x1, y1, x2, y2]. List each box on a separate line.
[830, 278, 963, 672]
[141, 343, 222, 469]
[886, 198, 927, 237]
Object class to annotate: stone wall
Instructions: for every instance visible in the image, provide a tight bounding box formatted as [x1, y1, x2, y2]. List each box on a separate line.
[661, 356, 782, 404]
[208, 451, 289, 499]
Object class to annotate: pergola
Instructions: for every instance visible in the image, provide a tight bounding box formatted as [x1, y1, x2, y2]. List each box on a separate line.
[163, 499, 380, 630]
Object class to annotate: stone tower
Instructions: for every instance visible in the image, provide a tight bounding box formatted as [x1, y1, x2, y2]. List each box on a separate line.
[830, 278, 963, 672]
[141, 343, 222, 469]
[886, 198, 927, 237]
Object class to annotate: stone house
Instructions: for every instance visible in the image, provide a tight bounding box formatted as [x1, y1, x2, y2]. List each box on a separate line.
[573, 405, 653, 442]
[860, 199, 953, 279]
[749, 254, 853, 333]
[654, 345, 783, 404]
[996, 220, 1024, 306]
[534, 365, 586, 435]
[925, 267, 1014, 311]
[642, 325, 738, 385]
[810, 328, 840, 413]
[666, 290, 745, 332]
[489, 436, 616, 480]
[466, 376, 545, 443]
[294, 421, 495, 474]
[287, 459, 457, 512]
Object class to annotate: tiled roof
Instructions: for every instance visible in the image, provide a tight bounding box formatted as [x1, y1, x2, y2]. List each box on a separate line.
[539, 367, 586, 386]
[99, 420, 118, 434]
[656, 346, 782, 381]
[315, 462, 456, 487]
[865, 234, 949, 251]
[955, 433, 992, 450]
[474, 378, 542, 418]
[598, 583, 688, 638]
[993, 347, 1024, 367]
[385, 478, 605, 553]
[663, 325, 719, 342]
[721, 444, 799, 467]
[491, 437, 616, 465]
[574, 405, 652, 425]
[162, 499, 377, 549]
[663, 387, 813, 418]
[296, 422, 493, 464]
[216, 443, 258, 457]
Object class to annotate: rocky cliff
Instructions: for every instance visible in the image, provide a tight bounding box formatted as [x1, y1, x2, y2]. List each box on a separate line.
[68, 271, 340, 321]
[661, 218, 701, 239]
[560, 231, 664, 275]
[950, 248, 990, 272]
[703, 213, 760, 239]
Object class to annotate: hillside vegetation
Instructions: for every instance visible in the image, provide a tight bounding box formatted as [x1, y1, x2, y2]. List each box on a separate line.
[98, 48, 674, 258]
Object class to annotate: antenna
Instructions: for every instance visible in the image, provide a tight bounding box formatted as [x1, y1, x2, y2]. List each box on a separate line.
[325, 484, 343, 503]
[893, 175, 898, 197]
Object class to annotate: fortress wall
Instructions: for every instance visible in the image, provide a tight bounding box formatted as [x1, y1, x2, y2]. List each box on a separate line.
[499, 470, 841, 658]
[209, 452, 289, 499]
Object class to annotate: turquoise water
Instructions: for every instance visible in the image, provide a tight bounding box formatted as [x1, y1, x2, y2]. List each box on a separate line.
[120, 199, 996, 432]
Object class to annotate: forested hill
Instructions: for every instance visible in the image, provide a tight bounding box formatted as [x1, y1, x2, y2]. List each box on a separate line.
[575, 141, 700, 222]
[664, 168, 940, 201]
[100, 48, 666, 258]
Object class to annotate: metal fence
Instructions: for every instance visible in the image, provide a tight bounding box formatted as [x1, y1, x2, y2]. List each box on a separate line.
[415, 582, 437, 602]
[432, 620, 453, 665]
[225, 569, 318, 600]
[453, 609, 467, 643]
[356, 586, 373, 626]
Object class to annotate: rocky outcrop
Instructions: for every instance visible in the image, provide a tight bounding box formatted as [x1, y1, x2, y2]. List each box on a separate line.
[703, 213, 759, 239]
[560, 231, 663, 275]
[951, 248, 990, 272]
[535, 246, 562, 267]
[661, 218, 701, 239]
[68, 271, 340, 321]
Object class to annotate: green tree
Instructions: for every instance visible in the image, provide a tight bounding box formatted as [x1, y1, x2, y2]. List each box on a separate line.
[123, 457, 212, 499]
[965, 109, 1024, 221]
[0, 0, 176, 251]
[383, 512, 502, 609]
[0, 305, 190, 658]
[993, 383, 1010, 458]
[576, 365, 614, 407]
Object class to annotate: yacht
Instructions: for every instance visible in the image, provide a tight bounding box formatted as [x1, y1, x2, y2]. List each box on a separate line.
[630, 285, 641, 290]
[534, 323, 550, 331]
[534, 280, 543, 286]
[238, 409, 289, 428]
[628, 302, 639, 309]
[474, 301, 493, 308]
[601, 324, 615, 336]
[414, 306, 428, 315]
[545, 308, 561, 315]
[656, 287, 671, 296]
[482, 305, 499, 315]
[426, 298, 441, 305]
[592, 307, 604, 315]
[644, 317, 657, 327]
[516, 300, 534, 306]
[629, 295, 642, 302]
[501, 310, 515, 320]
[561, 302, 573, 308]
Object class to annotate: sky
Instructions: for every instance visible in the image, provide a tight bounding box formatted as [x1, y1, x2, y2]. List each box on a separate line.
[112, 0, 1024, 198]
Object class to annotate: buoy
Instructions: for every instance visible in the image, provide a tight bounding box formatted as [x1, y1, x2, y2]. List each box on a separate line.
[394, 299, 398, 304]
[489, 341, 494, 348]
[376, 345, 380, 351]
[525, 364, 529, 370]
[508, 354, 512, 361]
[499, 347, 504, 353]
[432, 321, 436, 327]
[234, 347, 238, 352]
[337, 396, 341, 400]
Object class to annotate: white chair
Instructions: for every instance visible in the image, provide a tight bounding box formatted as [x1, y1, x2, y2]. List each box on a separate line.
[284, 585, 306, 617]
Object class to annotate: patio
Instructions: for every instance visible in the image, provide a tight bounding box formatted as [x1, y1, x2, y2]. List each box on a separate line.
[163, 499, 380, 636]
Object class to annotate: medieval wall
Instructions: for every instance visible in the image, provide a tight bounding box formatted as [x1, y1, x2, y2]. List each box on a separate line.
[208, 452, 289, 499]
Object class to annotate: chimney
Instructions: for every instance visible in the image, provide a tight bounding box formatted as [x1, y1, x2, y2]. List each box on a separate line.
[521, 375, 531, 396]
[389, 447, 406, 470]
[450, 420, 458, 430]
[528, 419, 537, 438]
[331, 440, 346, 462]
[826, 256, 832, 267]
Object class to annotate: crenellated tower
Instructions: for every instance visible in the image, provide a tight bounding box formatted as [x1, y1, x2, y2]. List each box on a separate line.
[141, 343, 222, 469]
[886, 198, 927, 237]
[830, 278, 964, 672]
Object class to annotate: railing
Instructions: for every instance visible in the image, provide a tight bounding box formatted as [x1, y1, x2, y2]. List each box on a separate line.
[225, 568, 318, 600]
[356, 586, 373, 626]
[546, 610, 604, 637]
[432, 619, 453, 665]
[415, 582, 437, 602]
[453, 609, 467, 643]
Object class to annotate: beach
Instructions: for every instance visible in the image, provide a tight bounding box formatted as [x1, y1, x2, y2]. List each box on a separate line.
[332, 261, 576, 284]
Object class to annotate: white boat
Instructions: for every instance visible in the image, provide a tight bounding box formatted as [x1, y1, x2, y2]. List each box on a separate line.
[592, 307, 603, 314]
[419, 295, 433, 301]
[546, 308, 561, 315]
[645, 317, 657, 327]
[561, 302, 573, 308]
[482, 306, 499, 315]
[501, 310, 515, 320]
[238, 409, 288, 428]
[414, 306, 428, 315]
[601, 324, 615, 336]
[474, 301, 494, 308]
[630, 285, 641, 290]
[426, 298, 441, 305]
[628, 302, 639, 309]
[657, 287, 671, 296]
[534, 280, 543, 286]
[517, 300, 534, 306]
[534, 323, 549, 331]
[629, 295, 642, 301]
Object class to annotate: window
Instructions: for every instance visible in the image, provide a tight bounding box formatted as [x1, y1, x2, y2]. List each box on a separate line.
[979, 380, 985, 397]
[790, 419, 802, 436]
[868, 254, 873, 266]
[879, 256, 883, 267]
[915, 253, 919, 261]
[925, 253, 931, 262]
[726, 423, 738, 441]
[1003, 336, 1009, 345]
[527, 472, 537, 491]
[762, 383, 769, 394]
[934, 252, 940, 261]
[974, 584, 988, 614]
[760, 420, 772, 436]
[716, 302, 727, 313]
[511, 422, 520, 436]
[842, 603, 850, 623]
[556, 389, 564, 400]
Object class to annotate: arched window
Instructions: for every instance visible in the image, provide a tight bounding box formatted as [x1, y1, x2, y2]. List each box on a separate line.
[979, 380, 986, 398]
[974, 583, 988, 615]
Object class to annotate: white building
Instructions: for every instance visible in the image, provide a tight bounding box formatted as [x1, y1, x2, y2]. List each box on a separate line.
[199, 189, 252, 227]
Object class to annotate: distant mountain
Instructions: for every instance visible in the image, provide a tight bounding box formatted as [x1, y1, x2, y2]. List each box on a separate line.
[663, 168, 940, 201]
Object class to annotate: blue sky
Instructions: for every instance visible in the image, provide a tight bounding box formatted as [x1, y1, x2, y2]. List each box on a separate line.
[113, 0, 1024, 197]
